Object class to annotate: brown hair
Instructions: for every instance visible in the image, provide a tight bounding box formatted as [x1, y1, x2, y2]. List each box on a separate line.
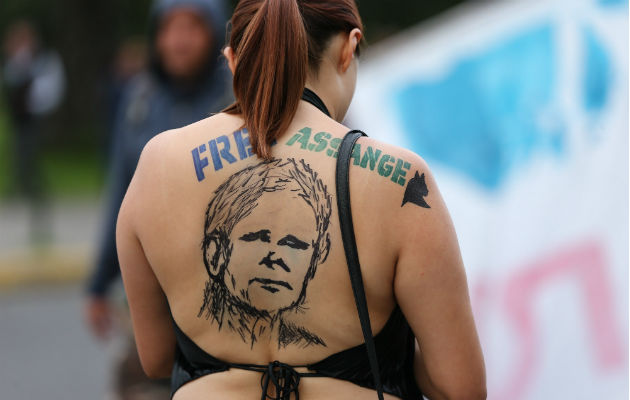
[223, 0, 363, 159]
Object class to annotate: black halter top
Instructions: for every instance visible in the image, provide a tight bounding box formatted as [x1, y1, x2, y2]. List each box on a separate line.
[169, 90, 422, 400]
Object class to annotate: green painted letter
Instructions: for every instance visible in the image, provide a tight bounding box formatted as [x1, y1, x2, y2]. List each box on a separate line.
[360, 146, 382, 170]
[391, 160, 411, 186]
[326, 138, 341, 158]
[313, 132, 331, 152]
[377, 155, 395, 177]
[350, 143, 361, 165]
[296, 127, 311, 149]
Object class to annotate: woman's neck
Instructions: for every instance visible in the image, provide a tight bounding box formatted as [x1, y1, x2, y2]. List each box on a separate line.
[304, 63, 348, 121]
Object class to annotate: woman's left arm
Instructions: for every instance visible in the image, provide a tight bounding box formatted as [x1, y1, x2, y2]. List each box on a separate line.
[116, 137, 176, 379]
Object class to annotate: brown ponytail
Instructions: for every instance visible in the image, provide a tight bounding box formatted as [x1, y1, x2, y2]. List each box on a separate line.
[223, 0, 307, 160]
[224, 0, 364, 160]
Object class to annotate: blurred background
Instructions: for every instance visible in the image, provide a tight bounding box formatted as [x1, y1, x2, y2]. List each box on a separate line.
[0, 0, 627, 399]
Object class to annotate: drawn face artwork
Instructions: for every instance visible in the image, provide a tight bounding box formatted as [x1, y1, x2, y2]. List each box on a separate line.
[227, 190, 317, 313]
[198, 158, 332, 348]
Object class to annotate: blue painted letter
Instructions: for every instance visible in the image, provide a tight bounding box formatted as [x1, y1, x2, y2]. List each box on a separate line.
[191, 144, 209, 181]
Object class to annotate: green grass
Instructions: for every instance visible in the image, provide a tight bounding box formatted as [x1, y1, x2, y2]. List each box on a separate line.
[0, 107, 11, 196]
[40, 149, 105, 197]
[0, 104, 105, 199]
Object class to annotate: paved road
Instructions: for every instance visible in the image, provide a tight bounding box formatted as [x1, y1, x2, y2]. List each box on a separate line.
[0, 198, 102, 286]
[0, 199, 102, 253]
[0, 283, 113, 400]
[0, 199, 119, 399]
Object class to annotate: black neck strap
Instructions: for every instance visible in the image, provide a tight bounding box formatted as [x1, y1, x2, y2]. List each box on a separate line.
[301, 88, 331, 117]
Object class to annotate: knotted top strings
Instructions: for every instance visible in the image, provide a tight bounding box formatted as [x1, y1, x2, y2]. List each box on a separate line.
[259, 361, 302, 400]
[226, 359, 322, 400]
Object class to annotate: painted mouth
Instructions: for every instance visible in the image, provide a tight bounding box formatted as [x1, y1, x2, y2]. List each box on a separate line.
[248, 277, 293, 293]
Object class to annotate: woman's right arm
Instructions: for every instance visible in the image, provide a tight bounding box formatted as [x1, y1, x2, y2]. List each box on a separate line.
[392, 155, 486, 400]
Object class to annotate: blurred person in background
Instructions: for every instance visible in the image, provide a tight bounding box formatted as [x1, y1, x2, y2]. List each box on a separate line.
[1, 19, 65, 245]
[83, 0, 233, 399]
[104, 37, 148, 155]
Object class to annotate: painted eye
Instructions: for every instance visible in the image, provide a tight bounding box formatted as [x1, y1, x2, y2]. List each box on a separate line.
[239, 229, 271, 242]
[277, 234, 309, 250]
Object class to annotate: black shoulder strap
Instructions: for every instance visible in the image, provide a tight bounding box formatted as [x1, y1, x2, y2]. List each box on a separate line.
[335, 129, 384, 400]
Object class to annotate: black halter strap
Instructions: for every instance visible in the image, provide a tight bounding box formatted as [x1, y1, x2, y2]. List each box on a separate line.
[336, 130, 385, 400]
[301, 90, 384, 399]
[301, 88, 331, 117]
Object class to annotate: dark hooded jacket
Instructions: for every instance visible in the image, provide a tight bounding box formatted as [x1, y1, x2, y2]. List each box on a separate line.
[87, 0, 233, 296]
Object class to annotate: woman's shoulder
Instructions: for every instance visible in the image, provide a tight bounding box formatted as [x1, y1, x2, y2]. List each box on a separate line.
[283, 117, 430, 172]
[146, 112, 243, 146]
[127, 113, 242, 204]
[342, 130, 446, 240]
[356, 134, 429, 171]
[338, 130, 432, 197]
[138, 112, 244, 167]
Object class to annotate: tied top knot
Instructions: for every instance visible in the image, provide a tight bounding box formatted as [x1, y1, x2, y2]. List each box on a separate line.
[260, 361, 302, 400]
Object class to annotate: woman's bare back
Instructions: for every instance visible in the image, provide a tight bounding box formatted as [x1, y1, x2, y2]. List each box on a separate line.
[126, 104, 425, 398]
[117, 0, 485, 395]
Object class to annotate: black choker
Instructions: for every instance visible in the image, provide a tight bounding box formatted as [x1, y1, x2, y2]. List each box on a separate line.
[301, 88, 330, 117]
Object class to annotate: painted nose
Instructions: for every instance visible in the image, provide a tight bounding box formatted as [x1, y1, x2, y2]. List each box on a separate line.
[259, 251, 276, 270]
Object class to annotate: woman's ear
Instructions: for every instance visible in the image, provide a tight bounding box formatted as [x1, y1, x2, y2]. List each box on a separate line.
[340, 28, 362, 72]
[223, 46, 236, 75]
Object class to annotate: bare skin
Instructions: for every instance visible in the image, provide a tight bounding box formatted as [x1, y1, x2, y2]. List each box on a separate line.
[117, 31, 486, 400]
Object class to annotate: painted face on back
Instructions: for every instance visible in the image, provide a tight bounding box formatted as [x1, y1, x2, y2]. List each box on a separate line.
[226, 190, 316, 313]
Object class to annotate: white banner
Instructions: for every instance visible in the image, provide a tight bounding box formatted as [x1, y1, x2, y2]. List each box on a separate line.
[348, 1, 628, 398]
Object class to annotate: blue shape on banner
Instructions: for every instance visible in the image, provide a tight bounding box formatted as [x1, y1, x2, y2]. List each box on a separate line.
[582, 26, 611, 113]
[393, 23, 564, 190]
[598, 0, 627, 7]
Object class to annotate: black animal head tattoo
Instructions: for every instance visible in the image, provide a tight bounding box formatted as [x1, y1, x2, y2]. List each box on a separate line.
[198, 158, 332, 348]
[401, 171, 430, 208]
